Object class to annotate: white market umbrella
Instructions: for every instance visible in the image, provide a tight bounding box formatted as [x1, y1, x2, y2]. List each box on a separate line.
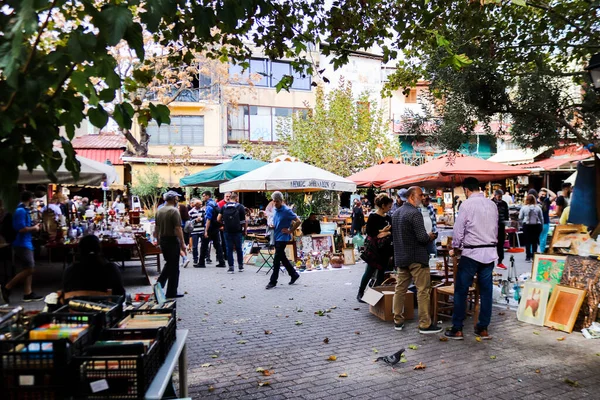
[219, 156, 357, 193]
[18, 149, 119, 186]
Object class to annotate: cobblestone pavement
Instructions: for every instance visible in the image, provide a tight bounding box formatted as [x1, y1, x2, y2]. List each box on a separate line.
[8, 251, 599, 399]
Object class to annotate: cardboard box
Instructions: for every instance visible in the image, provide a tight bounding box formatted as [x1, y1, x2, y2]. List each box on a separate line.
[362, 286, 414, 322]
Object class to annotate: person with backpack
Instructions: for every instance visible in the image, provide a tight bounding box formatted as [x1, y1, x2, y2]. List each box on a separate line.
[519, 194, 544, 262]
[1, 191, 44, 305]
[196, 191, 225, 268]
[218, 193, 247, 274]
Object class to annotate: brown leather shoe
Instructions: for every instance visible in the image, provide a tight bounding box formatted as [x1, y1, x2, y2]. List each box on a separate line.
[475, 328, 493, 340]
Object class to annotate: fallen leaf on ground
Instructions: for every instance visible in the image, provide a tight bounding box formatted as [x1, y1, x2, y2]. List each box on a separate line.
[201, 318, 207, 322]
[235, 330, 243, 335]
[256, 367, 265, 372]
[295, 320, 303, 325]
[262, 370, 274, 376]
[439, 336, 449, 342]
[564, 378, 579, 387]
[408, 344, 418, 350]
[328, 355, 337, 361]
[258, 381, 270, 387]
[533, 331, 540, 335]
[490, 355, 497, 360]
[204, 312, 209, 316]
[289, 298, 294, 300]
[237, 340, 248, 344]
[297, 308, 303, 312]
[498, 312, 505, 315]
[596, 353, 600, 356]
[184, 291, 188, 294]
[354, 331, 361, 335]
[217, 299, 223, 304]
[331, 306, 337, 309]
[413, 362, 426, 370]
[475, 337, 482, 342]
[323, 337, 329, 344]
[315, 310, 326, 316]
[208, 385, 214, 392]
[400, 357, 408, 363]
[338, 373, 348, 378]
[177, 318, 182, 321]
[557, 337, 566, 341]
[264, 330, 272, 335]
[241, 295, 246, 299]
[211, 355, 218, 358]
[274, 305, 280, 308]
[201, 363, 212, 368]
[326, 309, 332, 313]
[353, 308, 360, 311]
[373, 348, 379, 354]
[535, 369, 541, 373]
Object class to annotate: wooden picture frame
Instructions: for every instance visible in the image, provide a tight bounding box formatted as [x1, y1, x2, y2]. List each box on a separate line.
[284, 241, 297, 262]
[517, 281, 551, 326]
[342, 247, 355, 265]
[544, 284, 587, 333]
[310, 234, 334, 254]
[531, 254, 567, 291]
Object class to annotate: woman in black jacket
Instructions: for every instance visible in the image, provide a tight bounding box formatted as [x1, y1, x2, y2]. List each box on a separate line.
[350, 199, 365, 237]
[357, 193, 394, 302]
[63, 235, 125, 296]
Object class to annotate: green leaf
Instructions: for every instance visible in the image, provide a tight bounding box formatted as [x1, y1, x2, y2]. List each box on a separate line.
[511, 0, 526, 5]
[408, 344, 418, 350]
[124, 23, 145, 61]
[113, 103, 133, 130]
[88, 106, 109, 128]
[100, 4, 134, 46]
[149, 103, 171, 126]
[98, 89, 115, 103]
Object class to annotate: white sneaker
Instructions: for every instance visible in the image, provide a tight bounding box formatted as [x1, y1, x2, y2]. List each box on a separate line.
[181, 256, 190, 268]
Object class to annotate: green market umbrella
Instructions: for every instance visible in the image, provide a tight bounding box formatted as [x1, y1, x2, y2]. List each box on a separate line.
[179, 154, 267, 187]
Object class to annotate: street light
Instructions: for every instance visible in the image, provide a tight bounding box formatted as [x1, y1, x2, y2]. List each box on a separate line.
[585, 53, 600, 91]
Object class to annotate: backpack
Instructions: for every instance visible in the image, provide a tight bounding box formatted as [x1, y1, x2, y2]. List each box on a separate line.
[1, 212, 17, 244]
[207, 202, 221, 232]
[528, 206, 541, 225]
[222, 203, 242, 233]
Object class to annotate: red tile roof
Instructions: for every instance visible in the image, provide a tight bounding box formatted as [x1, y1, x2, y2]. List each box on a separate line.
[75, 149, 125, 165]
[71, 133, 127, 149]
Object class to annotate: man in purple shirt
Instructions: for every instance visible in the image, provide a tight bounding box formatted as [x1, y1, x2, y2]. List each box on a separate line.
[445, 177, 498, 341]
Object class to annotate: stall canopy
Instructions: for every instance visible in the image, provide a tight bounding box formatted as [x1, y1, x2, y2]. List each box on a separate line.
[521, 153, 591, 172]
[219, 155, 357, 193]
[487, 148, 548, 165]
[18, 149, 119, 186]
[179, 154, 267, 187]
[346, 159, 416, 187]
[382, 153, 531, 188]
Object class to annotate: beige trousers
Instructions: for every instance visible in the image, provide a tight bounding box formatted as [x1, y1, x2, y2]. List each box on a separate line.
[393, 263, 432, 328]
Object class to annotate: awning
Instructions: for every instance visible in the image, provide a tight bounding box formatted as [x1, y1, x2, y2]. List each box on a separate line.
[346, 162, 416, 187]
[487, 148, 547, 165]
[522, 154, 591, 171]
[179, 154, 267, 187]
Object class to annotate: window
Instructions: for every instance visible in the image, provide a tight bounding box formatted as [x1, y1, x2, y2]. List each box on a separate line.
[229, 58, 312, 90]
[250, 59, 269, 86]
[405, 89, 418, 103]
[227, 105, 302, 142]
[148, 116, 204, 145]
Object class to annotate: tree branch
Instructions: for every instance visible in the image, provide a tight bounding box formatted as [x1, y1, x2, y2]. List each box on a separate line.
[524, 1, 600, 41]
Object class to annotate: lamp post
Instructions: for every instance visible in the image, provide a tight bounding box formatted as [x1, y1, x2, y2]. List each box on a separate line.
[585, 53, 600, 91]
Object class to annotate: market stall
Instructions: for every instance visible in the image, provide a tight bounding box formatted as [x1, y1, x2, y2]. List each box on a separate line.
[346, 159, 416, 187]
[179, 153, 267, 187]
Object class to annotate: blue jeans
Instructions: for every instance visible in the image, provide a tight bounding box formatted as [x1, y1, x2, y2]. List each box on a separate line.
[224, 232, 244, 269]
[539, 224, 550, 253]
[452, 256, 494, 331]
[192, 234, 201, 263]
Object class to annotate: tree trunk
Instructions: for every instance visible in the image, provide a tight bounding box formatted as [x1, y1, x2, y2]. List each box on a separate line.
[120, 128, 148, 157]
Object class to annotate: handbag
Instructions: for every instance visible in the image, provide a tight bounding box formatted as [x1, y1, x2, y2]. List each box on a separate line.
[183, 220, 194, 234]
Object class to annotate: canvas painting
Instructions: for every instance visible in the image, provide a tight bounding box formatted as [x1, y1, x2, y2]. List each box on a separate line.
[517, 281, 552, 326]
[311, 234, 334, 253]
[242, 240, 254, 256]
[545, 284, 587, 333]
[531, 254, 567, 291]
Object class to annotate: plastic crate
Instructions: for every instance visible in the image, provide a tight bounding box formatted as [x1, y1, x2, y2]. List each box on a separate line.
[57, 295, 125, 328]
[114, 309, 176, 359]
[0, 312, 101, 399]
[75, 329, 162, 399]
[0, 307, 27, 341]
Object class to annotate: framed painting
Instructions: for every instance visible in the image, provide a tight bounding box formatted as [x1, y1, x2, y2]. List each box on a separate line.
[284, 241, 297, 262]
[343, 247, 355, 265]
[311, 234, 334, 254]
[242, 240, 254, 256]
[544, 285, 587, 333]
[531, 254, 567, 291]
[517, 281, 552, 326]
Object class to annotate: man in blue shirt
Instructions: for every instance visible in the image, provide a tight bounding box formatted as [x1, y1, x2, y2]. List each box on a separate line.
[266, 191, 302, 290]
[1, 191, 43, 305]
[195, 191, 225, 268]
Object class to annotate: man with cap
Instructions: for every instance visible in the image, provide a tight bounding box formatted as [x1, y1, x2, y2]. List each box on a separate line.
[391, 188, 408, 216]
[265, 191, 301, 290]
[154, 191, 187, 298]
[445, 177, 498, 340]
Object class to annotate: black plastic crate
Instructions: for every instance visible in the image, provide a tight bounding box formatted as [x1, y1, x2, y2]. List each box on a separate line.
[0, 307, 27, 341]
[75, 329, 162, 399]
[0, 312, 99, 399]
[57, 295, 125, 328]
[115, 309, 176, 359]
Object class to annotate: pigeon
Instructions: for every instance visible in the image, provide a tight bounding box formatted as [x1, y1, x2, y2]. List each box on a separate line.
[375, 348, 405, 367]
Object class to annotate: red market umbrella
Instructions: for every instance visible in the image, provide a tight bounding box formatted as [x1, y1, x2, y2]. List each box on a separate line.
[347, 161, 417, 187]
[381, 153, 531, 189]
